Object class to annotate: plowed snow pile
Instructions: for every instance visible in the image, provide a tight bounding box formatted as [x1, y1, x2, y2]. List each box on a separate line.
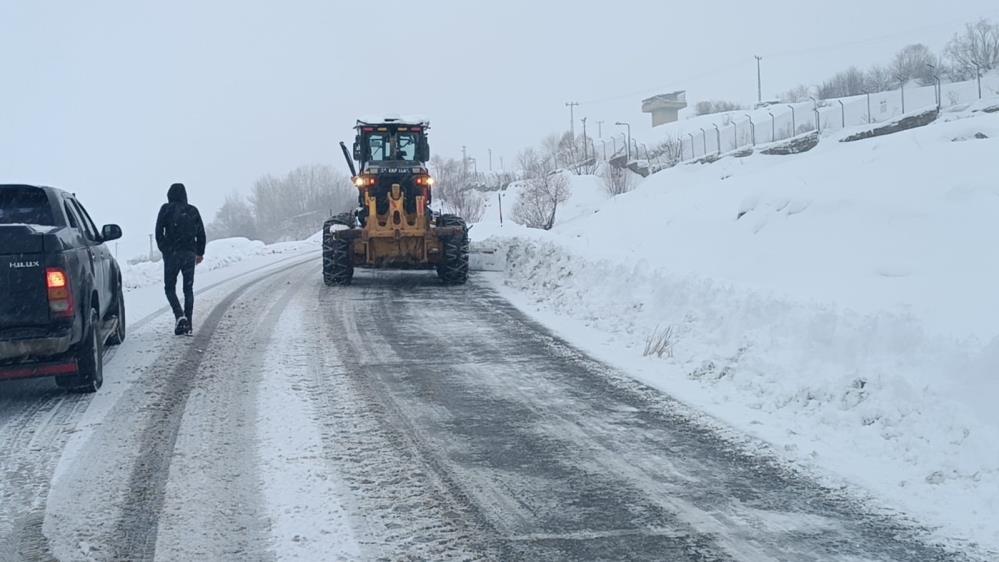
[476, 105, 999, 552]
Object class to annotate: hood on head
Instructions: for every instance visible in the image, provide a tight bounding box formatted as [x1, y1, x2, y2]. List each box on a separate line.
[168, 183, 188, 204]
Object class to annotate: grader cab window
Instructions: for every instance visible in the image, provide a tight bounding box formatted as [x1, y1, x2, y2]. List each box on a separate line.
[367, 134, 389, 161]
[395, 134, 418, 161]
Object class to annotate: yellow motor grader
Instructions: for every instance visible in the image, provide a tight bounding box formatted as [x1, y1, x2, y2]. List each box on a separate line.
[323, 118, 468, 285]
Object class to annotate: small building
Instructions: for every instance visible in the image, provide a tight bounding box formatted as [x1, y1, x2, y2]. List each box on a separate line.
[642, 91, 687, 127]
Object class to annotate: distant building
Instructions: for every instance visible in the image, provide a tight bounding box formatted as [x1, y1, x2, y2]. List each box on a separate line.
[642, 91, 688, 127]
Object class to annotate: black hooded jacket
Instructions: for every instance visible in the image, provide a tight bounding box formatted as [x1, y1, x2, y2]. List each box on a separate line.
[156, 183, 206, 256]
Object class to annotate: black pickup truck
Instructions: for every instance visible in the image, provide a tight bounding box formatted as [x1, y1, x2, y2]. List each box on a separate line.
[0, 184, 126, 392]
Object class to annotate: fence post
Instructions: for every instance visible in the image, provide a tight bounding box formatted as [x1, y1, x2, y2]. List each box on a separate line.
[837, 100, 845, 128]
[768, 112, 775, 142]
[866, 93, 872, 124]
[713, 124, 721, 154]
[688, 133, 696, 159]
[745, 114, 756, 146]
[787, 104, 796, 137]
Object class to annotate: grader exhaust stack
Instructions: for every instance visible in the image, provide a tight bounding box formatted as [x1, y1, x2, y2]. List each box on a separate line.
[322, 118, 469, 285]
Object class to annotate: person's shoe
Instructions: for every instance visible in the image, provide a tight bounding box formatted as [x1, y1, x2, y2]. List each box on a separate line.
[174, 317, 189, 336]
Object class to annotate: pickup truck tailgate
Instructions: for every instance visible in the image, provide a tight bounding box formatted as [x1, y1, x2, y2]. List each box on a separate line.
[0, 226, 52, 328]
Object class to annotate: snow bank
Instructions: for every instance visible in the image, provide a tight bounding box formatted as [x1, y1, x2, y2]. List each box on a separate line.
[122, 236, 319, 290]
[476, 105, 999, 552]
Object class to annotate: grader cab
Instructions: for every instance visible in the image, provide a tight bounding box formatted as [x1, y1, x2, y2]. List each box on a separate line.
[322, 118, 469, 285]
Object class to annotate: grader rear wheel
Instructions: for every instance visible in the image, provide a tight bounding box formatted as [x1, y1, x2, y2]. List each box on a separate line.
[323, 234, 354, 286]
[436, 214, 469, 285]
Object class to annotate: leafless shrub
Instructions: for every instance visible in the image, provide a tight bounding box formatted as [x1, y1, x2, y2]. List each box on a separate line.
[513, 148, 570, 229]
[601, 164, 634, 195]
[644, 325, 674, 359]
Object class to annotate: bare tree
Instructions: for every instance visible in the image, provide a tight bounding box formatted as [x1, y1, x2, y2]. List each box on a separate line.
[250, 164, 355, 242]
[818, 66, 868, 99]
[695, 100, 744, 115]
[430, 156, 486, 222]
[891, 44, 938, 86]
[864, 65, 893, 93]
[513, 149, 570, 229]
[781, 84, 813, 102]
[945, 18, 999, 78]
[208, 192, 257, 240]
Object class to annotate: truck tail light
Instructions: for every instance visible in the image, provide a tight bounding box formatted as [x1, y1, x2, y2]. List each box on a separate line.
[46, 267, 74, 318]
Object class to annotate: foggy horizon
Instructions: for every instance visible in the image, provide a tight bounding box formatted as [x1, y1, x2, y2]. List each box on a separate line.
[2, 0, 997, 257]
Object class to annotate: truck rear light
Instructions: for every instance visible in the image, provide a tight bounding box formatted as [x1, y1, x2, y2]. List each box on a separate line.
[46, 267, 74, 318]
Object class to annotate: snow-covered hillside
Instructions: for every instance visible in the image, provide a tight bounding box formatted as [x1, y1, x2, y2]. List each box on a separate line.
[474, 103, 999, 552]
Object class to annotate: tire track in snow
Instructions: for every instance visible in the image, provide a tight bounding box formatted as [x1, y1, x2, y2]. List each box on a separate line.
[308, 270, 978, 561]
[150, 262, 316, 560]
[106, 260, 314, 561]
[0, 251, 318, 561]
[303, 275, 501, 560]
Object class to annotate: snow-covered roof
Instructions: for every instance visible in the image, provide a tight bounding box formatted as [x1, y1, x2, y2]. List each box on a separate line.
[356, 114, 430, 129]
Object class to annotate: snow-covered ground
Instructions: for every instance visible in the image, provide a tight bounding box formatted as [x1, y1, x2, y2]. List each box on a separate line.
[473, 103, 999, 552]
[121, 233, 322, 291]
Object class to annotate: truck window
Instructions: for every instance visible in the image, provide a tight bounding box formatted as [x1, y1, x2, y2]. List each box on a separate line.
[0, 187, 55, 225]
[63, 201, 81, 229]
[68, 199, 100, 241]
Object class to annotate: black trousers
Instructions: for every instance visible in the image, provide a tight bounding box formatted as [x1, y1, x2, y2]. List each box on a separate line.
[164, 251, 196, 322]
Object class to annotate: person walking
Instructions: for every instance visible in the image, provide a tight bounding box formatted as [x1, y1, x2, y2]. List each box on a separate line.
[155, 183, 206, 335]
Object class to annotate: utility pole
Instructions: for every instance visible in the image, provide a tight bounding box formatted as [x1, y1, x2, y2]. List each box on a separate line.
[597, 120, 604, 138]
[755, 55, 763, 104]
[565, 101, 580, 138]
[461, 145, 467, 176]
[581, 117, 588, 161]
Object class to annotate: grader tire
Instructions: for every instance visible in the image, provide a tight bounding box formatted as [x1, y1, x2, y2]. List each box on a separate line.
[323, 235, 354, 286]
[436, 214, 469, 285]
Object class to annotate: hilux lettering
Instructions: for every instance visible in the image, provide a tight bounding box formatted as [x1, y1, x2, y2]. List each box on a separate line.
[9, 261, 41, 269]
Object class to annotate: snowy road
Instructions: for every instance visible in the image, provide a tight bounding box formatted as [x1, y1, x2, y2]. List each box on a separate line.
[0, 256, 981, 561]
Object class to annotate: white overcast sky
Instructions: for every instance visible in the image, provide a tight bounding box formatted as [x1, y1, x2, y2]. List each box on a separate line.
[2, 0, 997, 255]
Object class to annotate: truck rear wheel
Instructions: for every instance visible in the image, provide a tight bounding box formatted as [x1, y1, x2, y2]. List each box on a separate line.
[436, 215, 469, 285]
[323, 237, 354, 286]
[106, 283, 126, 346]
[57, 308, 103, 393]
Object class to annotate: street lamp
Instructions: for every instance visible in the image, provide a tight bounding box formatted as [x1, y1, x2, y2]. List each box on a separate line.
[615, 122, 632, 161]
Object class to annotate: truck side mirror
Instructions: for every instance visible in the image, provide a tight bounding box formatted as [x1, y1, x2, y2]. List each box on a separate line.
[101, 224, 122, 242]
